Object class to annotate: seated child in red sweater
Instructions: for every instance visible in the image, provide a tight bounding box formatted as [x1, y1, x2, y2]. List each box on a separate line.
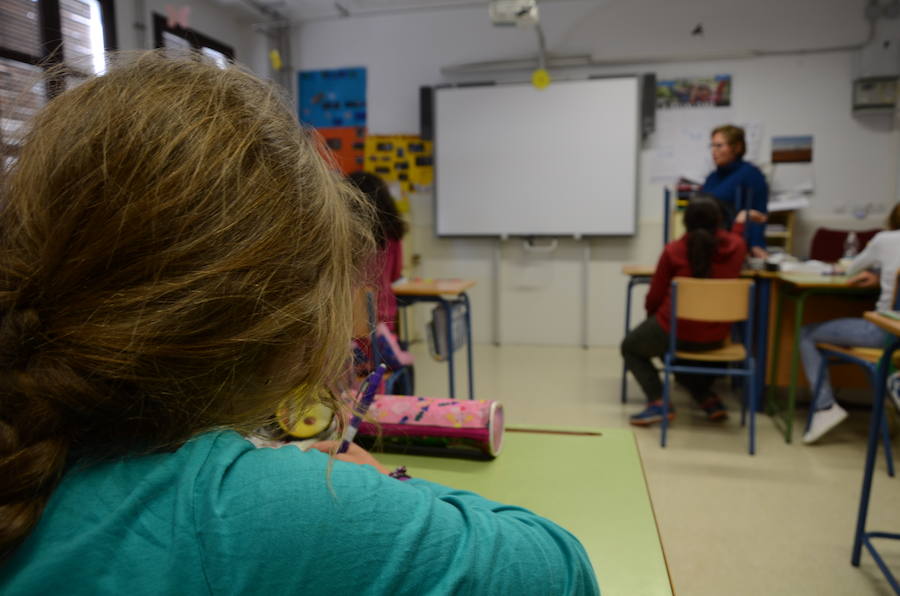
[347, 172, 413, 375]
[621, 194, 749, 425]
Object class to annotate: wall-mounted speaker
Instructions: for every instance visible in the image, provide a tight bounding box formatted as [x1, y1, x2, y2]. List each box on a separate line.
[641, 73, 656, 139]
[420, 86, 434, 140]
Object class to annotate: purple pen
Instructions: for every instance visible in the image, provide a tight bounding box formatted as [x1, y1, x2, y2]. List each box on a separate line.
[337, 363, 387, 454]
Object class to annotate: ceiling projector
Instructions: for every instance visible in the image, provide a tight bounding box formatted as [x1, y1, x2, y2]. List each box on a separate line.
[489, 0, 539, 27]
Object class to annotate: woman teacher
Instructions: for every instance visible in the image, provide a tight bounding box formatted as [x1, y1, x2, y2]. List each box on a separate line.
[702, 124, 769, 258]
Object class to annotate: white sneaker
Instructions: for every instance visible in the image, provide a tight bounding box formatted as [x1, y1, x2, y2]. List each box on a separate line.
[803, 404, 848, 444]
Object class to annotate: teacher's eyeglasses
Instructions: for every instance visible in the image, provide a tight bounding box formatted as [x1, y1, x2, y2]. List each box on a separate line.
[709, 142, 729, 149]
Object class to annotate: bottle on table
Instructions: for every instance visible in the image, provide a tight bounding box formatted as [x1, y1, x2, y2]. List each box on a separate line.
[843, 231, 859, 259]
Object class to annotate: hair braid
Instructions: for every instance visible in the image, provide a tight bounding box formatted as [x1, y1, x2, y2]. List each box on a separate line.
[0, 311, 71, 558]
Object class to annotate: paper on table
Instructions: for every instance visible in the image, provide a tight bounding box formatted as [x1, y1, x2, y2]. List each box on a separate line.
[769, 196, 811, 212]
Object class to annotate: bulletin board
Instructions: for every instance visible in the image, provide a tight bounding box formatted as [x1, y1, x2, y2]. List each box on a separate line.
[298, 67, 367, 174]
[434, 77, 640, 237]
[364, 135, 433, 192]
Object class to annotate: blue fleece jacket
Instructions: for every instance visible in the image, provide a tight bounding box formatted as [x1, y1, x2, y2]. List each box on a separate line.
[702, 158, 769, 249]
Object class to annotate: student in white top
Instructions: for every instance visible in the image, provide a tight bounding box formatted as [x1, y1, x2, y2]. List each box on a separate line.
[801, 203, 900, 443]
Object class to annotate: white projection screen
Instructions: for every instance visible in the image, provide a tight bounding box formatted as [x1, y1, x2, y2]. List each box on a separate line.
[434, 77, 639, 237]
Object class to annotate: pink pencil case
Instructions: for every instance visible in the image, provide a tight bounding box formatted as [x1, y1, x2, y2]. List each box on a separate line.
[357, 395, 504, 458]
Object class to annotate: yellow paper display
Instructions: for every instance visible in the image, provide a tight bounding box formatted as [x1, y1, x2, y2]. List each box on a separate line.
[364, 135, 434, 192]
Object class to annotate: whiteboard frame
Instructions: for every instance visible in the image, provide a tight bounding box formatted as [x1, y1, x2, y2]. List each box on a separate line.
[433, 76, 641, 238]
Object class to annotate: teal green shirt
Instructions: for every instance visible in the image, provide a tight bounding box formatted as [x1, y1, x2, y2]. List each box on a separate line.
[1, 431, 599, 595]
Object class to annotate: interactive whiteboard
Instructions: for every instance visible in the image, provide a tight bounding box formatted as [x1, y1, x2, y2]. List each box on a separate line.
[435, 77, 639, 236]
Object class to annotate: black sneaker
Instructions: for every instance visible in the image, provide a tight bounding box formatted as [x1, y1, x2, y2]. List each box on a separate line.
[700, 396, 728, 421]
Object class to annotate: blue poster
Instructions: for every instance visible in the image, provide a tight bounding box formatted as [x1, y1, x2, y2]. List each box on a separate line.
[298, 67, 367, 128]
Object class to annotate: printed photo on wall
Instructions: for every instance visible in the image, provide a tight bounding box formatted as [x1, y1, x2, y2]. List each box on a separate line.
[656, 75, 731, 109]
[771, 135, 813, 163]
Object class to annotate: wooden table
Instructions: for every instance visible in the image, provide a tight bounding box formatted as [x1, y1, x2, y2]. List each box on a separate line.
[621, 266, 881, 441]
[393, 279, 476, 296]
[851, 312, 900, 592]
[393, 279, 476, 399]
[378, 427, 674, 596]
[765, 274, 878, 442]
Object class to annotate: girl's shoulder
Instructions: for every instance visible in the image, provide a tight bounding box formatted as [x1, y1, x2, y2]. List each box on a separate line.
[665, 235, 689, 255]
[873, 229, 900, 241]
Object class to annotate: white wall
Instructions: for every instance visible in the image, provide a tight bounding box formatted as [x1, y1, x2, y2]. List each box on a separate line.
[294, 0, 900, 346]
[114, 0, 268, 75]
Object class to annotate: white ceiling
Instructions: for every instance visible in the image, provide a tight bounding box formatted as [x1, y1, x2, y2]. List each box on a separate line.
[235, 0, 585, 23]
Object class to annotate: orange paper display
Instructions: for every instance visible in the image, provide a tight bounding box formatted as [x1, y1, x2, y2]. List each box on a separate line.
[316, 127, 366, 174]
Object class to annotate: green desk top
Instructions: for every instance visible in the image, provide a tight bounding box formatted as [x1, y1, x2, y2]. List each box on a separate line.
[377, 427, 673, 596]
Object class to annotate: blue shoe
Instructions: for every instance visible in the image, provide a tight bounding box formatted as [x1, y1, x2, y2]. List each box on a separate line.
[630, 401, 675, 427]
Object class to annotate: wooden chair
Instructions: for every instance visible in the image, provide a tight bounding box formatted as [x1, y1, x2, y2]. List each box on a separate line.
[661, 277, 758, 454]
[806, 272, 900, 476]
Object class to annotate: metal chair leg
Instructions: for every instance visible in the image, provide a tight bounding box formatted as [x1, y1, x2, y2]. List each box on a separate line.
[881, 414, 895, 478]
[749, 366, 757, 455]
[622, 279, 635, 404]
[661, 359, 671, 448]
[741, 374, 748, 428]
[865, 365, 895, 478]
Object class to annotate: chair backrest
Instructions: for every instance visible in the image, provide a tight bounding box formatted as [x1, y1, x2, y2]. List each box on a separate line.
[808, 227, 881, 262]
[672, 277, 753, 322]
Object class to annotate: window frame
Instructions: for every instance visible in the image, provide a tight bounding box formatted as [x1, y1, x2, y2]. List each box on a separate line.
[0, 0, 117, 68]
[1, 0, 117, 158]
[152, 13, 235, 61]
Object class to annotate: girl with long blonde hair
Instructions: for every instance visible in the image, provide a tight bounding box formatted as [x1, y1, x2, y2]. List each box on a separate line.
[0, 52, 597, 594]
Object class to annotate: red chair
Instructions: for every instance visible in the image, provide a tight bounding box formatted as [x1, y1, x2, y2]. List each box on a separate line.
[808, 228, 880, 262]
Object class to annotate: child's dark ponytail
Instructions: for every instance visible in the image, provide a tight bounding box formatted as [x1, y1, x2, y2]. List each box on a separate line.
[684, 194, 724, 278]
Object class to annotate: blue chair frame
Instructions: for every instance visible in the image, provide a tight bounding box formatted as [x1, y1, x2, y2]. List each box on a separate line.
[806, 349, 895, 477]
[621, 273, 652, 403]
[852, 335, 900, 593]
[804, 277, 900, 476]
[661, 279, 758, 455]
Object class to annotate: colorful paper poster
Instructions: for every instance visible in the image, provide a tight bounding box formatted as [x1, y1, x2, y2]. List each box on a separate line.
[298, 67, 367, 174]
[315, 126, 367, 174]
[364, 135, 433, 193]
[298, 67, 367, 128]
[656, 75, 731, 109]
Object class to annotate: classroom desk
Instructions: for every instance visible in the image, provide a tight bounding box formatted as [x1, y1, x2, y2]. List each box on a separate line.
[852, 312, 900, 592]
[378, 427, 674, 596]
[393, 279, 476, 399]
[765, 274, 879, 442]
